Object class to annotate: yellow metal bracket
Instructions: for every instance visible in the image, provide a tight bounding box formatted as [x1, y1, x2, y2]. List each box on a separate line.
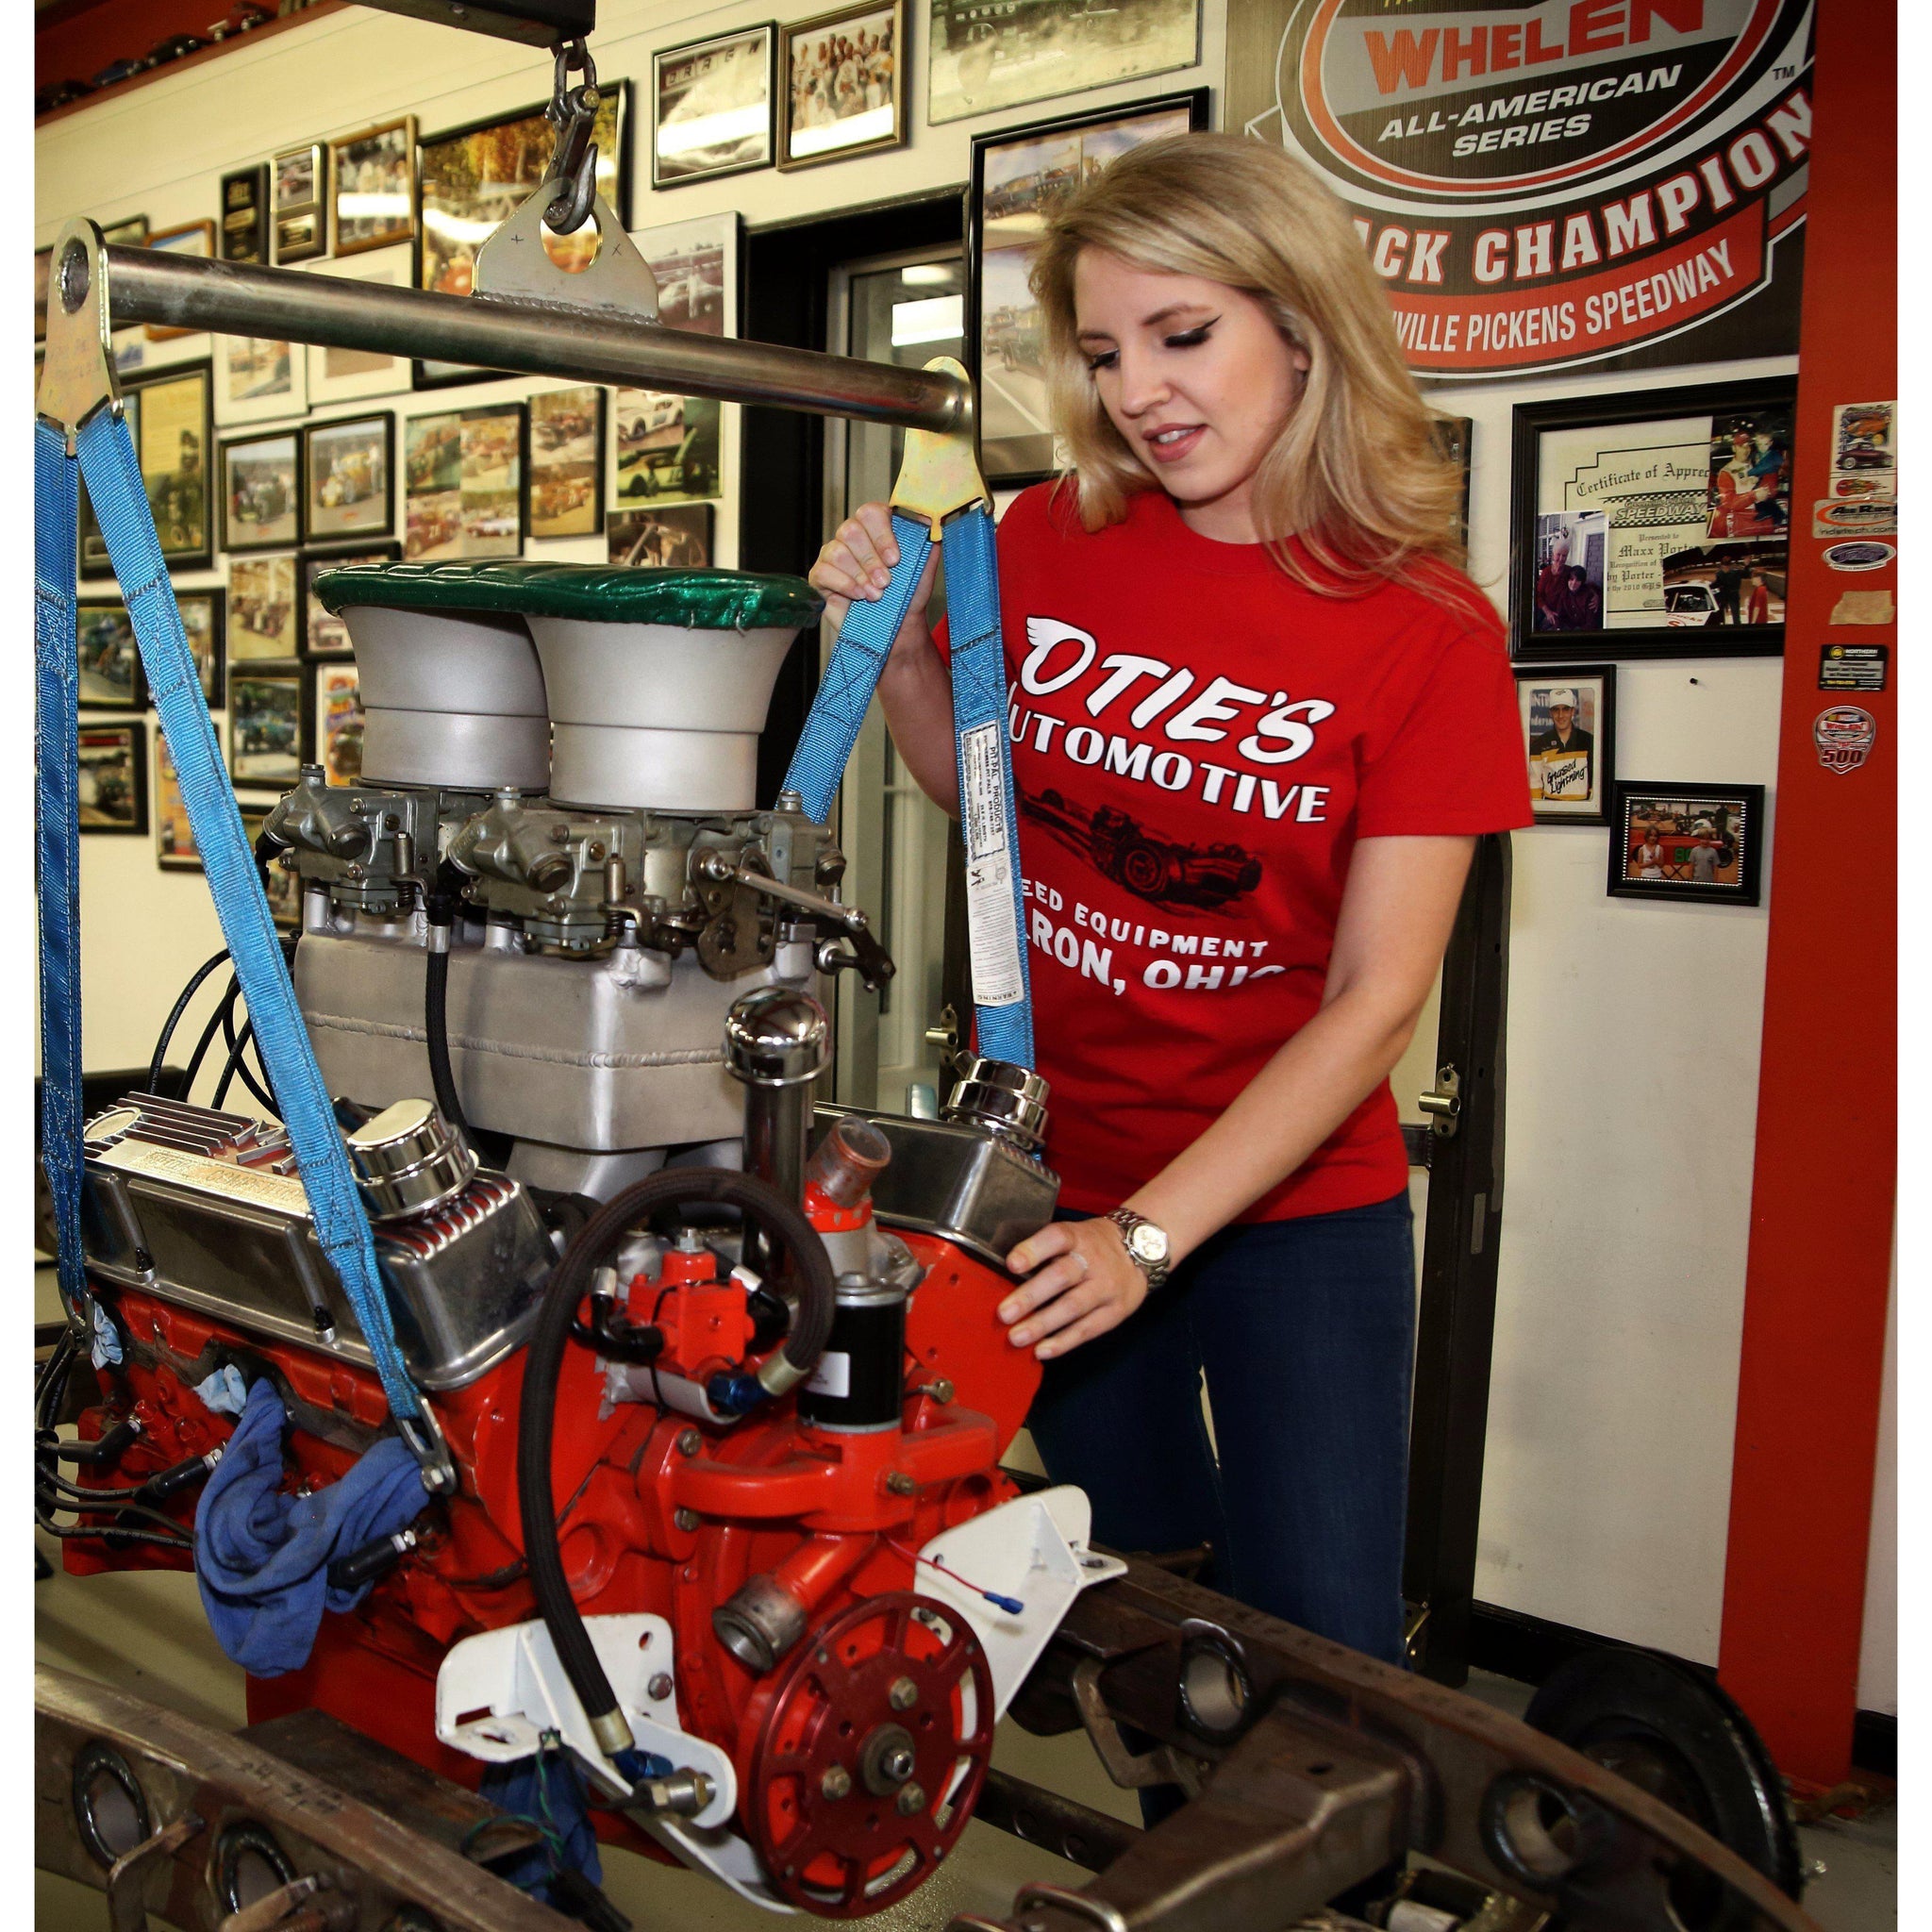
[889, 356, 991, 541]
[37, 219, 122, 454]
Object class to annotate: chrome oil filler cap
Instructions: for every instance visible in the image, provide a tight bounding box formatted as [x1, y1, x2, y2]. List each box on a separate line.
[943, 1057, 1049, 1158]
[345, 1097, 478, 1221]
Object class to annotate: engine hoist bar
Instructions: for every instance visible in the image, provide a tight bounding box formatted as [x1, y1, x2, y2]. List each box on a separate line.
[65, 234, 967, 433]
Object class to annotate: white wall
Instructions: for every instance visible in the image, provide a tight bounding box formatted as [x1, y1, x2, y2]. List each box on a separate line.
[1433, 353, 1793, 1665]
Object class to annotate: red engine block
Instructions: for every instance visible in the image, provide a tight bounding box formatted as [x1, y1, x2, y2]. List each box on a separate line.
[67, 1224, 1041, 1913]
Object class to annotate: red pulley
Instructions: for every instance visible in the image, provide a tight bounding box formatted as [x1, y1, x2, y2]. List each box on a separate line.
[745, 1591, 994, 1916]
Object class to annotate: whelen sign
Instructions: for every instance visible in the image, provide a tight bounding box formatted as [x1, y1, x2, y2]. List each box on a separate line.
[1236, 0, 1812, 378]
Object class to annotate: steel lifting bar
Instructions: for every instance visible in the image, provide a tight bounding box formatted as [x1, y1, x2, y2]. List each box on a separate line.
[98, 241, 968, 431]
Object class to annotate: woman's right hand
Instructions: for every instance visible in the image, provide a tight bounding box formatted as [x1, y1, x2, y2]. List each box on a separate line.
[808, 502, 938, 638]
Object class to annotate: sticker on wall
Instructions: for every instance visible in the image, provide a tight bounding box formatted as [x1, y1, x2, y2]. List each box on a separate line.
[1829, 400, 1894, 493]
[1817, 644, 1888, 694]
[1822, 541, 1897, 573]
[1828, 590, 1894, 627]
[1812, 500, 1897, 539]
[1227, 0, 1812, 380]
[1813, 706, 1876, 775]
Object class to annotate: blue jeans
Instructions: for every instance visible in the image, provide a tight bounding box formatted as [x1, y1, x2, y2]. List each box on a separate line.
[1025, 1193, 1415, 1665]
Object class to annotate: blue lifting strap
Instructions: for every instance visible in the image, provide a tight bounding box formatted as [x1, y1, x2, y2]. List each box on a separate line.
[38, 411, 430, 1442]
[780, 502, 1033, 1066]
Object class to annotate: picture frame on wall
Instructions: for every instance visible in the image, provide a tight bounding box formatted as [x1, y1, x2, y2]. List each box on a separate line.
[330, 117, 418, 258]
[100, 215, 149, 247]
[653, 24, 774, 188]
[1607, 782, 1765, 907]
[1516, 665, 1615, 826]
[156, 725, 213, 870]
[526, 387, 606, 539]
[633, 210, 741, 338]
[310, 659, 365, 787]
[1510, 378, 1795, 662]
[216, 333, 306, 425]
[272, 142, 327, 264]
[144, 220, 216, 339]
[133, 361, 213, 568]
[176, 588, 226, 709]
[609, 503, 713, 567]
[779, 0, 907, 170]
[929, 0, 1201, 126]
[1431, 414, 1474, 556]
[968, 89, 1210, 486]
[35, 246, 50, 343]
[609, 390, 720, 509]
[404, 403, 525, 558]
[79, 723, 149, 836]
[305, 413, 394, 542]
[228, 553, 301, 661]
[220, 429, 304, 552]
[302, 541, 400, 658]
[79, 390, 137, 579]
[413, 89, 628, 388]
[228, 670, 307, 789]
[304, 247, 414, 404]
[76, 602, 147, 711]
[220, 163, 270, 265]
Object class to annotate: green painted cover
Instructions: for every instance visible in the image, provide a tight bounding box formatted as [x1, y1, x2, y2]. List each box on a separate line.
[312, 560, 823, 631]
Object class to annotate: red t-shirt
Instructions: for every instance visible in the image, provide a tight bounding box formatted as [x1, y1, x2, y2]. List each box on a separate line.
[938, 482, 1531, 1221]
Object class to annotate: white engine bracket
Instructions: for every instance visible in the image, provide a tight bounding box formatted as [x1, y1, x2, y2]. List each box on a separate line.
[434, 1612, 737, 1830]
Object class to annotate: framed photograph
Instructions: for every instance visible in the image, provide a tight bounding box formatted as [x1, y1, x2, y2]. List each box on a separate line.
[145, 221, 216, 339]
[79, 389, 136, 580]
[609, 503, 713, 567]
[76, 602, 146, 710]
[176, 588, 225, 708]
[1431, 414, 1474, 556]
[100, 215, 149, 247]
[968, 90, 1209, 486]
[1607, 783, 1765, 907]
[330, 118, 417, 258]
[239, 803, 304, 930]
[634, 210, 740, 337]
[221, 429, 303, 551]
[404, 403, 525, 559]
[35, 245, 51, 343]
[156, 727, 211, 870]
[304, 246, 413, 404]
[305, 413, 394, 541]
[654, 24, 774, 188]
[228, 554, 300, 660]
[79, 724, 149, 836]
[229, 671, 306, 787]
[930, 0, 1201, 125]
[780, 0, 906, 170]
[1516, 666, 1614, 826]
[272, 142, 328, 264]
[303, 542, 401, 658]
[610, 390, 720, 508]
[414, 89, 627, 387]
[220, 164, 270, 265]
[527, 387, 606, 539]
[1510, 380, 1793, 662]
[310, 660, 366, 787]
[217, 333, 306, 425]
[134, 363, 213, 566]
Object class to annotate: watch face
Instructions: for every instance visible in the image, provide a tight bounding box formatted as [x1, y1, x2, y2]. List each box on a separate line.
[1129, 1223, 1168, 1264]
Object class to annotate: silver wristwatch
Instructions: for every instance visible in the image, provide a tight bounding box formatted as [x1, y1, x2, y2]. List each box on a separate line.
[1105, 1208, 1173, 1291]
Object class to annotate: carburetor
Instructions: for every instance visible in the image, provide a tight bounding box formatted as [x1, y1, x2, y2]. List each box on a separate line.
[273, 561, 890, 1202]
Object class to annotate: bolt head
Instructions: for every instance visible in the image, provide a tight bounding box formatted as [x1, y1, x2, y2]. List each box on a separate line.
[647, 1673, 674, 1702]
[885, 1471, 917, 1496]
[930, 1378, 956, 1405]
[881, 1745, 915, 1784]
[676, 1428, 702, 1457]
[673, 1507, 699, 1532]
[820, 1765, 852, 1802]
[888, 1676, 918, 1712]
[895, 1782, 925, 1817]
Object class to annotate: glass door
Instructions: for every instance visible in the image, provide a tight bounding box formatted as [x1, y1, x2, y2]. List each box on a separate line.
[823, 246, 964, 1115]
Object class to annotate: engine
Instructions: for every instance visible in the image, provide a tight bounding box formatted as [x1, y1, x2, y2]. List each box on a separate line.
[58, 560, 1091, 1917]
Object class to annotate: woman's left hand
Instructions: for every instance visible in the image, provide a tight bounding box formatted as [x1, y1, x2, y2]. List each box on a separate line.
[998, 1220, 1147, 1359]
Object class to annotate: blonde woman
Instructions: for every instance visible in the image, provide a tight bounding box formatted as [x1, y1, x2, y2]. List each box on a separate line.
[811, 134, 1529, 1673]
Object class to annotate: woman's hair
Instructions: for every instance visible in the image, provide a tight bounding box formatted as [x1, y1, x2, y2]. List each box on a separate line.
[1029, 132, 1470, 600]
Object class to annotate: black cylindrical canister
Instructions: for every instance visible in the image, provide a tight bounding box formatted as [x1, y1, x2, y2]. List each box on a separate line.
[798, 1276, 907, 1432]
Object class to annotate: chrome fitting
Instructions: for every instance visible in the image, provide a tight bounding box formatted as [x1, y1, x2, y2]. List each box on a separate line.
[711, 1573, 808, 1674]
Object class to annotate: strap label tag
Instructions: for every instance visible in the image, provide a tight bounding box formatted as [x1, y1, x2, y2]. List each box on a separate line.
[959, 722, 1024, 1009]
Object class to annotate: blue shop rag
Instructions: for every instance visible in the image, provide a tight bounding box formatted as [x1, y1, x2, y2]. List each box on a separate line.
[479, 1749, 604, 1897]
[194, 1379, 429, 1676]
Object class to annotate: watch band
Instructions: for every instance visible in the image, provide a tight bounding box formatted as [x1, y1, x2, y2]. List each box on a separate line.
[1105, 1208, 1173, 1291]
